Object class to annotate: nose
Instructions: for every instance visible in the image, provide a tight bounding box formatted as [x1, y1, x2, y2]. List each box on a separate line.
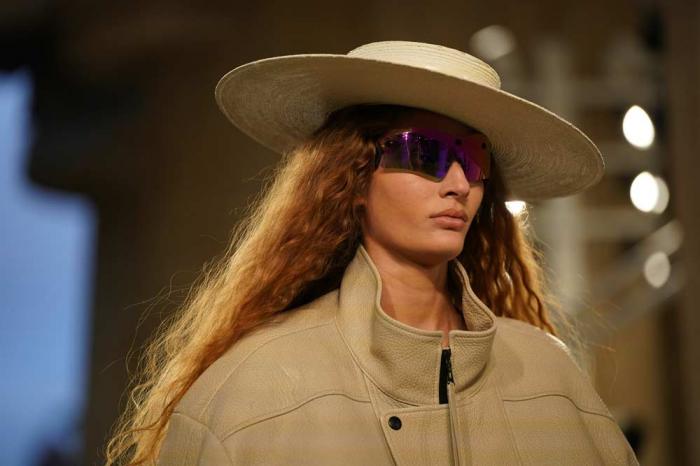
[439, 161, 471, 198]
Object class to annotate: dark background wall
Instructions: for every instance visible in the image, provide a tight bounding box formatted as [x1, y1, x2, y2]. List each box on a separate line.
[1, 1, 696, 464]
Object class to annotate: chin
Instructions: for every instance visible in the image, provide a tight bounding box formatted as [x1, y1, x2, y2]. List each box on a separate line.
[413, 239, 464, 262]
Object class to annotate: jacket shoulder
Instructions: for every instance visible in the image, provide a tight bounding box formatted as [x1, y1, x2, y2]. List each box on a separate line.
[495, 316, 574, 360]
[493, 316, 613, 417]
[172, 289, 366, 438]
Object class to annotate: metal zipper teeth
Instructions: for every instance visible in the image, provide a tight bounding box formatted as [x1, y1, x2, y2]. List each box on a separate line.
[445, 349, 462, 466]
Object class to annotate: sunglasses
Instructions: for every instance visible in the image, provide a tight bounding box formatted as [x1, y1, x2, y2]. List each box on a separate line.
[374, 127, 492, 183]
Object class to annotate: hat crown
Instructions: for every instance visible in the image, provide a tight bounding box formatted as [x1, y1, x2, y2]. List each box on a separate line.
[347, 40, 502, 90]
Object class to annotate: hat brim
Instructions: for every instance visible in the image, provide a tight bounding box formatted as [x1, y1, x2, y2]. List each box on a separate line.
[215, 54, 604, 202]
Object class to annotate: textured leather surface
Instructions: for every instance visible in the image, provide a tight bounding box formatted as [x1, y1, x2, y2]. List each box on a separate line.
[157, 244, 639, 465]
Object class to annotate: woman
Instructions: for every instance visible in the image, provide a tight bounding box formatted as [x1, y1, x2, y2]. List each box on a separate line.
[106, 41, 639, 465]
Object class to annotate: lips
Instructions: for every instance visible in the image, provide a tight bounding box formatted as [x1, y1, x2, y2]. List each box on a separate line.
[432, 216, 466, 229]
[431, 208, 467, 221]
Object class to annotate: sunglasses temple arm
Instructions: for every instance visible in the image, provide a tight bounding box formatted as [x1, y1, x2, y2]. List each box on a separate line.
[373, 145, 383, 169]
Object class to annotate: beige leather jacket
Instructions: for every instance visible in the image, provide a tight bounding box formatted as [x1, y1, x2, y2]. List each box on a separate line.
[158, 244, 639, 465]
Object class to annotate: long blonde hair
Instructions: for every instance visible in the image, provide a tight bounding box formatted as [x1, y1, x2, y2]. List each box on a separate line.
[105, 103, 576, 465]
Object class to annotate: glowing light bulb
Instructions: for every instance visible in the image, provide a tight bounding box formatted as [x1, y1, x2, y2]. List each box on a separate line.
[630, 171, 658, 212]
[622, 105, 655, 149]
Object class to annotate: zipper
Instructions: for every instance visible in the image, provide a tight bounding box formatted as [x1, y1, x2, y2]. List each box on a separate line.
[444, 347, 462, 466]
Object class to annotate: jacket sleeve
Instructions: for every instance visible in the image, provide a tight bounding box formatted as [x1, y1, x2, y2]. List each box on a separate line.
[552, 335, 640, 466]
[579, 410, 640, 465]
[157, 412, 233, 465]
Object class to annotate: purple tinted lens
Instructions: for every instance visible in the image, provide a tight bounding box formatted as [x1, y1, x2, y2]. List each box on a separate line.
[378, 129, 489, 182]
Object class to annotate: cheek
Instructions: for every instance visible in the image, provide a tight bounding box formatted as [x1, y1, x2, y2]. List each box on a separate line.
[469, 188, 484, 212]
[365, 176, 431, 228]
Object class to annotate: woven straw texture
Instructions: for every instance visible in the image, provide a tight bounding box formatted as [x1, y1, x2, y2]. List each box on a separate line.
[215, 41, 604, 202]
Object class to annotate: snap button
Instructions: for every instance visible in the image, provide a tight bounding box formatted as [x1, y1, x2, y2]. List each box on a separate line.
[388, 416, 402, 430]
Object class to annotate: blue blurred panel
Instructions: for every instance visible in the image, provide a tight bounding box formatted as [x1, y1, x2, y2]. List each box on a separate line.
[0, 70, 95, 466]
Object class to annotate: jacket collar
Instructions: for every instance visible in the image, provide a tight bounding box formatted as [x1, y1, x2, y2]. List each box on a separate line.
[335, 244, 498, 406]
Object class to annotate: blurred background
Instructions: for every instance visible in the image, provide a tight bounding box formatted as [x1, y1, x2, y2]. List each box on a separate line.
[1, 0, 698, 464]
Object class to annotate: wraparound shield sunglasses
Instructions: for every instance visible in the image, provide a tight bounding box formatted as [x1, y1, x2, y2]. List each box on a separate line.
[373, 127, 492, 183]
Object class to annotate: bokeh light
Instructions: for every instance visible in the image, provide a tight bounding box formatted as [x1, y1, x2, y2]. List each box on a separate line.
[622, 105, 655, 149]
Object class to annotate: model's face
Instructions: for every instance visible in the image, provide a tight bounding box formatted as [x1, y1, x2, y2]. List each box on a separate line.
[359, 109, 486, 266]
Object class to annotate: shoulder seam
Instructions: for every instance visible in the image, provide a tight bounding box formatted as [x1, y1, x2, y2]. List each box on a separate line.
[501, 392, 616, 422]
[221, 390, 371, 440]
[196, 320, 336, 419]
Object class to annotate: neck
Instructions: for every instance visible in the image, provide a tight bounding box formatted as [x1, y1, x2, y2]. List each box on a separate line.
[362, 240, 468, 346]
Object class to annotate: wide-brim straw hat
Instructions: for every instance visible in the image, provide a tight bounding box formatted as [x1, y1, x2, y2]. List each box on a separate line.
[214, 40, 604, 202]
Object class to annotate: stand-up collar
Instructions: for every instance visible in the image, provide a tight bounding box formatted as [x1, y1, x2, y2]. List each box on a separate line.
[335, 244, 498, 406]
